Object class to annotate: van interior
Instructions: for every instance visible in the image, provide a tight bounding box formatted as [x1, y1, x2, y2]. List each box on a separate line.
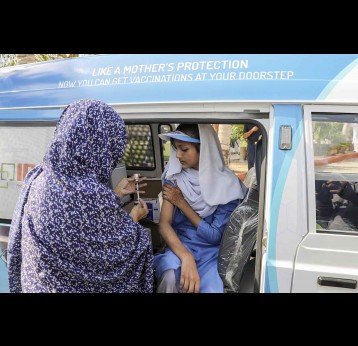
[119, 121, 267, 293]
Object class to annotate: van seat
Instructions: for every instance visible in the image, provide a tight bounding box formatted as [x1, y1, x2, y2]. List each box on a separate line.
[243, 167, 256, 188]
[218, 173, 259, 293]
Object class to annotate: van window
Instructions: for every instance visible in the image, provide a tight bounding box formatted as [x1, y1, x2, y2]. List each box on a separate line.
[159, 124, 173, 167]
[0, 123, 155, 222]
[0, 125, 56, 221]
[121, 125, 155, 170]
[313, 115, 358, 233]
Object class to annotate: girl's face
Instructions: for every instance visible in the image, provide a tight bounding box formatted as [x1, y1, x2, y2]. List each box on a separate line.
[173, 139, 200, 170]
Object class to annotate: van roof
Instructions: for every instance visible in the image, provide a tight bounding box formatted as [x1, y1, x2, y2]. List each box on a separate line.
[1, 54, 358, 109]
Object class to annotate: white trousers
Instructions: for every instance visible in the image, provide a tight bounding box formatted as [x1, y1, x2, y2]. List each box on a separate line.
[156, 269, 178, 293]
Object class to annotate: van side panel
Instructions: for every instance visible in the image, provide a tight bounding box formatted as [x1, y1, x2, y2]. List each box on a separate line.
[0, 109, 63, 121]
[264, 104, 308, 292]
[318, 58, 358, 101]
[2, 55, 358, 108]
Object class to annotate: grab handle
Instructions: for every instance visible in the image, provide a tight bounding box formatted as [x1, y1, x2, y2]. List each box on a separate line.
[318, 276, 357, 289]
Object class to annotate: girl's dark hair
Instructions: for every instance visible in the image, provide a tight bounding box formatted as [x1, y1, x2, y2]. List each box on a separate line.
[177, 124, 200, 140]
[171, 124, 200, 152]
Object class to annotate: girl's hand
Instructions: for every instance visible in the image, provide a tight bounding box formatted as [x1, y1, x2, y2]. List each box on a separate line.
[179, 254, 200, 293]
[162, 184, 185, 207]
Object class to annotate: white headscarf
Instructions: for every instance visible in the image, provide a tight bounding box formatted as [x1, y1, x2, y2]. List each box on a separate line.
[162, 124, 247, 218]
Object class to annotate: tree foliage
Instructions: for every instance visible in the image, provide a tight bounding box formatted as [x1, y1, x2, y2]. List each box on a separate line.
[313, 122, 349, 144]
[0, 54, 18, 67]
[231, 124, 247, 147]
[34, 54, 95, 62]
[0, 54, 96, 68]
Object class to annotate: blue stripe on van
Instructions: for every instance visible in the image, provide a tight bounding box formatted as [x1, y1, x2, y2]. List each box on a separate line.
[265, 104, 303, 292]
[0, 108, 63, 121]
[0, 256, 9, 293]
[317, 57, 358, 100]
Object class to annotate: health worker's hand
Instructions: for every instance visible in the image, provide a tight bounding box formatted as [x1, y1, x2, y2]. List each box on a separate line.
[114, 176, 147, 199]
[130, 198, 149, 223]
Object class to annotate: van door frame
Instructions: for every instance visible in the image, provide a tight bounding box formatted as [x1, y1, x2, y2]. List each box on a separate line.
[121, 108, 270, 292]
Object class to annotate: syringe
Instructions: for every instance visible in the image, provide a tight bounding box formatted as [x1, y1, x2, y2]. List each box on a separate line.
[133, 173, 140, 204]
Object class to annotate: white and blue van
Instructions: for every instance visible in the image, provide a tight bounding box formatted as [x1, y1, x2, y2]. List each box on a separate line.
[1, 54, 358, 293]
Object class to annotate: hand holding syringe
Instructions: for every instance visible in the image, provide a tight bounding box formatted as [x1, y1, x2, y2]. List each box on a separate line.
[113, 173, 147, 200]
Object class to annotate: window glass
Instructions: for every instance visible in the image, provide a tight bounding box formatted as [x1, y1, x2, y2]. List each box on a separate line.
[313, 115, 358, 232]
[121, 125, 155, 169]
[0, 126, 55, 220]
[159, 124, 173, 167]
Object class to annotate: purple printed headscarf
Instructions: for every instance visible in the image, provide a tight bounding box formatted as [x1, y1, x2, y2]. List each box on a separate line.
[7, 99, 154, 293]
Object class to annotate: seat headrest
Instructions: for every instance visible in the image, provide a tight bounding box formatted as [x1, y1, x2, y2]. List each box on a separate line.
[243, 167, 257, 188]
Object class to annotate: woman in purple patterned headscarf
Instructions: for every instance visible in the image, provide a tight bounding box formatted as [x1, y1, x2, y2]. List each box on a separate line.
[7, 99, 154, 293]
